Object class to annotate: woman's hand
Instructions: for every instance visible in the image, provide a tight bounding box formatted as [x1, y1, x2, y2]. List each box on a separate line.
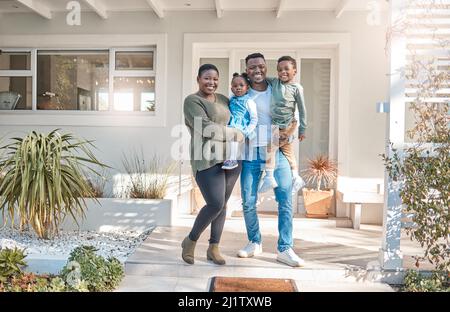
[299, 134, 306, 141]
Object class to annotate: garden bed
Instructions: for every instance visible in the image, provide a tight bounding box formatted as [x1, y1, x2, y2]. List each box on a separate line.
[0, 227, 154, 274]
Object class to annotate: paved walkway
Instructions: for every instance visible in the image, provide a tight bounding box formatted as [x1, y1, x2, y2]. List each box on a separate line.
[117, 215, 427, 292]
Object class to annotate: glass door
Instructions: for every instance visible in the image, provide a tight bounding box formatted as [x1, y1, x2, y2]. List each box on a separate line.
[298, 58, 331, 172]
[235, 51, 333, 214]
[194, 49, 335, 215]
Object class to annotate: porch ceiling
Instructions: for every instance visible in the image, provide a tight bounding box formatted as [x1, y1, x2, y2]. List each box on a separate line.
[0, 0, 388, 19]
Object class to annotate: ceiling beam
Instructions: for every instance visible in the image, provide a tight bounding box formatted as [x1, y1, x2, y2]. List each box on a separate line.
[15, 0, 52, 19]
[146, 0, 164, 18]
[83, 0, 108, 19]
[215, 0, 223, 18]
[334, 0, 350, 19]
[276, 0, 286, 18]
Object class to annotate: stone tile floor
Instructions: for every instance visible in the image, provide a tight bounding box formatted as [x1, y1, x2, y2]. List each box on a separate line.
[117, 215, 429, 292]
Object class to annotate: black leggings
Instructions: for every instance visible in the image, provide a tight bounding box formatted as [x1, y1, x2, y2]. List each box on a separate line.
[189, 162, 242, 244]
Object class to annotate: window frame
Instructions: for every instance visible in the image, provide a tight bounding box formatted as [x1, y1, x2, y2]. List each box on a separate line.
[0, 48, 36, 110]
[110, 47, 156, 112]
[0, 34, 167, 127]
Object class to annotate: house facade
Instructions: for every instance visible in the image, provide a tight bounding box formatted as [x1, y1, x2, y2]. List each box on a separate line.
[0, 0, 395, 226]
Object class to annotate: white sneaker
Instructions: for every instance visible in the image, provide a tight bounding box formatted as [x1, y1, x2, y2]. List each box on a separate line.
[276, 248, 305, 267]
[237, 242, 263, 258]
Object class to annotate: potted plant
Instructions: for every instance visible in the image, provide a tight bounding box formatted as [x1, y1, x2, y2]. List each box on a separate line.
[301, 155, 338, 218]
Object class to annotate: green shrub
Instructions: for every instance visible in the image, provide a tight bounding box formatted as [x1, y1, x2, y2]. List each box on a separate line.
[61, 245, 124, 292]
[0, 248, 27, 282]
[381, 23, 449, 274]
[0, 129, 109, 239]
[0, 246, 123, 292]
[403, 270, 450, 292]
[6, 273, 47, 292]
[0, 273, 73, 292]
[46, 277, 68, 292]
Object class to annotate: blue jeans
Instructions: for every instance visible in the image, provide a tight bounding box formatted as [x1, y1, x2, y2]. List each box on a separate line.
[240, 146, 293, 252]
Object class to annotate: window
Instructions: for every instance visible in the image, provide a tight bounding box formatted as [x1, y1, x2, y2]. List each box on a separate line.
[113, 77, 155, 112]
[0, 50, 32, 110]
[0, 47, 156, 112]
[0, 77, 32, 110]
[115, 51, 154, 70]
[112, 49, 156, 113]
[37, 50, 109, 111]
[0, 52, 31, 70]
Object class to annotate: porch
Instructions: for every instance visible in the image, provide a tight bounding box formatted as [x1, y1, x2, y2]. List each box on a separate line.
[117, 214, 429, 292]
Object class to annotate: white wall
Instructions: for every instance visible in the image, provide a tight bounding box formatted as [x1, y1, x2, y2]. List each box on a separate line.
[0, 10, 390, 224]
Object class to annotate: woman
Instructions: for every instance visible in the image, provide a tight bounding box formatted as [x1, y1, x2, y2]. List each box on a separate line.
[182, 64, 244, 265]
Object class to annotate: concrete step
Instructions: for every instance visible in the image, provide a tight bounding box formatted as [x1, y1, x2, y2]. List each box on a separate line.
[116, 275, 396, 292]
[123, 224, 408, 286]
[124, 259, 405, 285]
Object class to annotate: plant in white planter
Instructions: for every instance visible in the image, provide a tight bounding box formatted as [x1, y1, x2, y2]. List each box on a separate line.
[301, 155, 338, 218]
[61, 153, 177, 233]
[121, 151, 176, 199]
[84, 168, 111, 199]
[0, 129, 108, 239]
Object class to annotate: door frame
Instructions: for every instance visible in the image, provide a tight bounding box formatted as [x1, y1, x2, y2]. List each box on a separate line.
[182, 32, 349, 176]
[230, 49, 337, 177]
[182, 33, 351, 213]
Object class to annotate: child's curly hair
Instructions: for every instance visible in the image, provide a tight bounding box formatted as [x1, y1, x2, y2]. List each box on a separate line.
[232, 72, 250, 85]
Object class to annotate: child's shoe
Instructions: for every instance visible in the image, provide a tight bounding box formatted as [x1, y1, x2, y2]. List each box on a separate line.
[221, 160, 239, 170]
[258, 170, 278, 193]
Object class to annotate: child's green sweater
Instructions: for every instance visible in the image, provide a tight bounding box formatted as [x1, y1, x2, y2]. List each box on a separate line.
[268, 78, 307, 136]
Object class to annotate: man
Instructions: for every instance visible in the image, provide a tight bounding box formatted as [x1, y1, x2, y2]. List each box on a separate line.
[237, 53, 305, 267]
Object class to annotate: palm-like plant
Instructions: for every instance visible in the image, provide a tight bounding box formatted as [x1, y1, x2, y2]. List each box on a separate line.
[302, 155, 338, 191]
[0, 129, 108, 239]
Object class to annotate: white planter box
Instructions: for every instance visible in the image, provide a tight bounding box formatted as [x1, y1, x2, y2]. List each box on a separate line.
[61, 198, 173, 233]
[0, 197, 174, 234]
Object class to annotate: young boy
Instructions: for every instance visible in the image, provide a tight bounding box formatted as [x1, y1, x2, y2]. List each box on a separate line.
[258, 56, 307, 193]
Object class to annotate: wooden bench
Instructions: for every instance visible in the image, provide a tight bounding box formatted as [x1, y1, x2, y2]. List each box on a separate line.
[336, 178, 384, 230]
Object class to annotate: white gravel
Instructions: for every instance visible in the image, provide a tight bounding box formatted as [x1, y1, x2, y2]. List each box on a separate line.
[0, 227, 154, 263]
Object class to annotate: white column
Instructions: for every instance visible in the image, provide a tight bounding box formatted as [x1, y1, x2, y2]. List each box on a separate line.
[379, 0, 406, 270]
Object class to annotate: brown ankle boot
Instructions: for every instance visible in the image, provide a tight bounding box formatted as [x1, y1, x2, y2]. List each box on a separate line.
[207, 243, 226, 265]
[181, 236, 196, 264]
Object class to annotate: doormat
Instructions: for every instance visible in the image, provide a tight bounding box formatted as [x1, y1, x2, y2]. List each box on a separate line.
[209, 277, 298, 292]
